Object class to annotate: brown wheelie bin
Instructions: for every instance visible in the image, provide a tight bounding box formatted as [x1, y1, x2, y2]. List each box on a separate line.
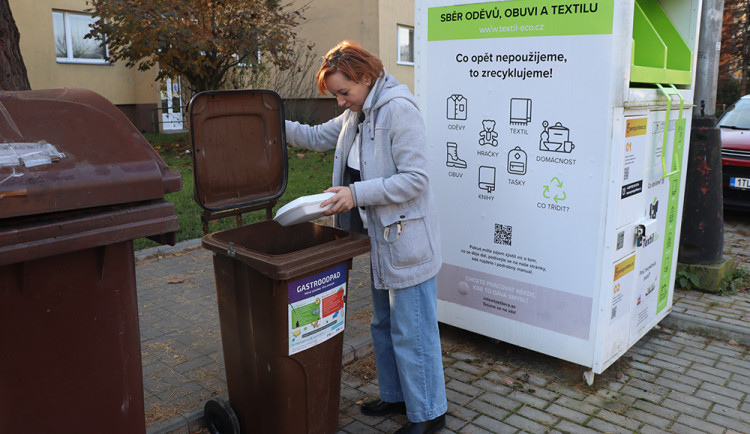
[0, 88, 181, 434]
[189, 90, 370, 434]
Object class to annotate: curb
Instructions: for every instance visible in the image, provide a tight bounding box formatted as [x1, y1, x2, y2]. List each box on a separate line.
[136, 238, 202, 261]
[661, 310, 750, 346]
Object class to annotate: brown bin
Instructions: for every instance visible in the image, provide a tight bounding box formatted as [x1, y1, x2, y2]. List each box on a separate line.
[190, 90, 370, 434]
[0, 88, 181, 434]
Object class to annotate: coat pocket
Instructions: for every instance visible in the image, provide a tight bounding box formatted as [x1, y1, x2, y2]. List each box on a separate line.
[384, 218, 434, 269]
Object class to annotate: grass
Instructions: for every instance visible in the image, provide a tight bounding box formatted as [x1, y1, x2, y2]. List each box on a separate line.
[134, 132, 334, 250]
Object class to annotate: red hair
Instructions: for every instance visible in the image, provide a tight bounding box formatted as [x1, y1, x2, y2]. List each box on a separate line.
[315, 41, 384, 95]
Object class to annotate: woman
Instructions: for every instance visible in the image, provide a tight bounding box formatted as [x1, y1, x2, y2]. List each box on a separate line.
[285, 40, 447, 434]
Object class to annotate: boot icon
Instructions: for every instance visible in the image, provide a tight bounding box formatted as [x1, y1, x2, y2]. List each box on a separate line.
[446, 142, 467, 169]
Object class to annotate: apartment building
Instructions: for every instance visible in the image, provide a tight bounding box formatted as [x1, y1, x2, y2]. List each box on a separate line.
[9, 0, 415, 131]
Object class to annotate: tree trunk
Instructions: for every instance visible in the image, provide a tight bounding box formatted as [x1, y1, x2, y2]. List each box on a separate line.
[0, 0, 30, 91]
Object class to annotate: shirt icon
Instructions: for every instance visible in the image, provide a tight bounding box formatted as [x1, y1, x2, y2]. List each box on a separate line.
[447, 94, 467, 120]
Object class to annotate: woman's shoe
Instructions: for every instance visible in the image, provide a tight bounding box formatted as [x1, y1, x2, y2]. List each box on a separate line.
[394, 413, 446, 434]
[360, 399, 407, 417]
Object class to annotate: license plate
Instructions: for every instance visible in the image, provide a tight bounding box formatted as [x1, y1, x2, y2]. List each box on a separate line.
[730, 177, 750, 189]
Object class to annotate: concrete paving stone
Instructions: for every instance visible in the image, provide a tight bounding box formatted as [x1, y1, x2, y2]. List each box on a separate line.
[725, 378, 750, 397]
[339, 419, 381, 433]
[625, 407, 673, 430]
[624, 364, 659, 382]
[706, 342, 745, 358]
[673, 330, 711, 345]
[679, 345, 724, 364]
[684, 367, 730, 386]
[618, 384, 665, 404]
[658, 368, 703, 387]
[713, 404, 750, 424]
[553, 395, 598, 415]
[503, 413, 551, 432]
[640, 340, 682, 357]
[444, 414, 469, 432]
[664, 392, 713, 413]
[632, 398, 679, 420]
[546, 403, 590, 424]
[445, 386, 474, 407]
[585, 415, 632, 434]
[507, 390, 550, 409]
[699, 380, 746, 401]
[653, 375, 698, 395]
[707, 410, 750, 433]
[528, 386, 558, 402]
[666, 421, 711, 434]
[465, 397, 511, 421]
[627, 360, 662, 375]
[444, 366, 477, 384]
[454, 422, 498, 433]
[447, 401, 479, 422]
[627, 342, 656, 358]
[473, 378, 513, 396]
[474, 392, 523, 412]
[639, 423, 675, 434]
[545, 382, 587, 401]
[450, 359, 489, 376]
[482, 368, 515, 385]
[451, 352, 483, 362]
[553, 419, 600, 434]
[684, 310, 722, 322]
[171, 355, 215, 374]
[472, 414, 521, 433]
[653, 351, 694, 368]
[718, 354, 750, 372]
[675, 413, 729, 434]
[517, 405, 558, 425]
[357, 382, 381, 398]
[648, 356, 689, 374]
[694, 388, 742, 409]
[679, 349, 722, 367]
[597, 407, 642, 431]
[728, 371, 750, 387]
[446, 378, 483, 397]
[620, 378, 663, 396]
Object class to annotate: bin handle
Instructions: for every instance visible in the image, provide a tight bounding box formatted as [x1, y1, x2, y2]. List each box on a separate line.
[655, 83, 684, 178]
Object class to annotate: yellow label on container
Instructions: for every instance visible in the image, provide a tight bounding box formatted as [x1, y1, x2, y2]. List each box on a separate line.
[614, 255, 635, 281]
[625, 118, 648, 137]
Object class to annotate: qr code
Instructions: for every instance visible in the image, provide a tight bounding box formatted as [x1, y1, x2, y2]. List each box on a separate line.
[611, 306, 617, 320]
[623, 166, 630, 181]
[494, 224, 512, 246]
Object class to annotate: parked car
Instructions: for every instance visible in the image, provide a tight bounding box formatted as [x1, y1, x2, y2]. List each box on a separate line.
[717, 95, 750, 210]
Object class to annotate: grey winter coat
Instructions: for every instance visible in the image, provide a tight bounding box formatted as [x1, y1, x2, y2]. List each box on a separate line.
[285, 74, 442, 289]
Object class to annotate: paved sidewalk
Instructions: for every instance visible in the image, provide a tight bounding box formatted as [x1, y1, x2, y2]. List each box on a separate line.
[137, 212, 750, 434]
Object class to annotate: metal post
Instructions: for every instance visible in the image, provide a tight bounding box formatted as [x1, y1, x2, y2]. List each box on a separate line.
[679, 0, 726, 265]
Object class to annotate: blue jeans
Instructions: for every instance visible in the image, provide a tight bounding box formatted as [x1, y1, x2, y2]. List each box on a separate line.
[370, 276, 448, 422]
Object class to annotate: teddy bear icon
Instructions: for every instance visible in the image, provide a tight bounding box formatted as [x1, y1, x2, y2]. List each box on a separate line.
[478, 119, 498, 147]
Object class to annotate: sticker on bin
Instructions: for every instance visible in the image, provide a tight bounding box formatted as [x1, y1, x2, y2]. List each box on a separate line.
[274, 192, 335, 226]
[288, 263, 347, 355]
[0, 142, 66, 168]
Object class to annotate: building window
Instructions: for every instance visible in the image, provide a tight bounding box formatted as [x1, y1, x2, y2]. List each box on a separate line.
[397, 25, 414, 65]
[53, 11, 107, 64]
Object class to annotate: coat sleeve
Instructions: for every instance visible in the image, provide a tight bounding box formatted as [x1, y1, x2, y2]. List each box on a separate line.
[285, 114, 345, 152]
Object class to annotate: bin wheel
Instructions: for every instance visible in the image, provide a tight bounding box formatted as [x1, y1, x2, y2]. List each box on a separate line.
[204, 398, 240, 434]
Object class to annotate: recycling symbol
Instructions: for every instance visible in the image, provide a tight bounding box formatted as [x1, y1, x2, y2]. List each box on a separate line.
[542, 177, 567, 203]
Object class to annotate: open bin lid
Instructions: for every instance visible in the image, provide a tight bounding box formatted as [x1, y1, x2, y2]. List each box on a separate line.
[189, 89, 287, 212]
[0, 88, 181, 219]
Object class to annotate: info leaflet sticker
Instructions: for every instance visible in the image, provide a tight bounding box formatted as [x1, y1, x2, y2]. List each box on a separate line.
[288, 264, 347, 355]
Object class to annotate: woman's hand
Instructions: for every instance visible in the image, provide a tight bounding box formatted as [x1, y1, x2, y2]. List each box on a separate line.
[321, 186, 354, 216]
